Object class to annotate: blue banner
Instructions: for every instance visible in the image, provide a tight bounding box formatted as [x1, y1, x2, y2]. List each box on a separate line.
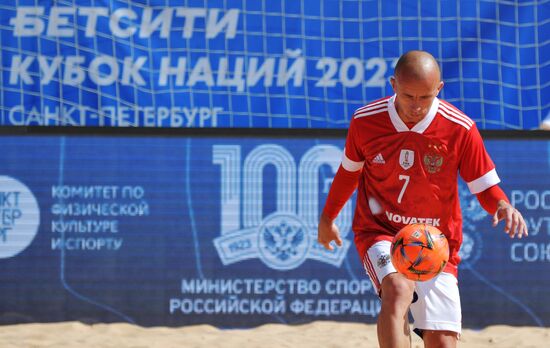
[0, 0, 547, 129]
[0, 134, 548, 328]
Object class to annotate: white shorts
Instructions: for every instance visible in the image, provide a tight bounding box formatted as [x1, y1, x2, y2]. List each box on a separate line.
[362, 240, 462, 334]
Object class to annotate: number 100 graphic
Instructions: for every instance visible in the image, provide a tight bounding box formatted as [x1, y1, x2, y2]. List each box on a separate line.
[213, 144, 353, 270]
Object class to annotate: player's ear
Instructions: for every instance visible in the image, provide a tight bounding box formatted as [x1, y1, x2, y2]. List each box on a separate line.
[390, 76, 397, 92]
[437, 81, 444, 94]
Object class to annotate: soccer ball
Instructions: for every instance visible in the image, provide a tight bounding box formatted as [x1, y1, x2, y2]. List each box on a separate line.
[390, 224, 449, 281]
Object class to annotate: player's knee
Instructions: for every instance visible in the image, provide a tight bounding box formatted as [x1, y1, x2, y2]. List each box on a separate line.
[422, 330, 458, 348]
[380, 273, 415, 305]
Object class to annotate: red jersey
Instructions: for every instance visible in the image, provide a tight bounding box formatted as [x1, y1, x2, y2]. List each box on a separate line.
[343, 95, 499, 277]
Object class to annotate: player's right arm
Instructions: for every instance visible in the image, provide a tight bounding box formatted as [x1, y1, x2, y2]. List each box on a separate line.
[318, 117, 364, 250]
[318, 211, 342, 251]
[318, 164, 362, 250]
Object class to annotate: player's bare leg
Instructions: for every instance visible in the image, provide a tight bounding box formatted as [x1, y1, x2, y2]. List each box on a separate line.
[422, 330, 458, 348]
[378, 273, 416, 348]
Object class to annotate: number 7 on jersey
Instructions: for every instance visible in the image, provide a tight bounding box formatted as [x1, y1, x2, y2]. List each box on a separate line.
[397, 174, 410, 204]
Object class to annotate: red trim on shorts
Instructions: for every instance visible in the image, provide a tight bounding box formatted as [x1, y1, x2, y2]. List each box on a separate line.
[362, 252, 381, 292]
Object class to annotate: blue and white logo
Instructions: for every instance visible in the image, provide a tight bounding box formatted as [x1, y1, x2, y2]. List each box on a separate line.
[0, 176, 40, 258]
[258, 213, 310, 270]
[212, 144, 353, 271]
[458, 182, 486, 267]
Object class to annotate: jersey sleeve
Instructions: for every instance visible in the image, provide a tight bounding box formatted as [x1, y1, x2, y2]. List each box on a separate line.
[475, 184, 509, 215]
[322, 116, 365, 220]
[459, 124, 500, 194]
[322, 165, 361, 220]
[342, 116, 365, 172]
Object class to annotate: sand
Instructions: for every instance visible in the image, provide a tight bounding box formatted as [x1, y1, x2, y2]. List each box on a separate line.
[0, 321, 549, 348]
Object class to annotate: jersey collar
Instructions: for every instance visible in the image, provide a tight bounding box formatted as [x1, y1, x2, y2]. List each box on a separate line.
[388, 95, 440, 133]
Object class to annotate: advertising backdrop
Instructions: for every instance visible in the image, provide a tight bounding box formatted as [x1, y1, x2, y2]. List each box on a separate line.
[1, 0, 547, 129]
[0, 134, 548, 328]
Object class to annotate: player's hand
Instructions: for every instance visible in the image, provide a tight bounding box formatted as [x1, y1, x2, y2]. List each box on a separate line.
[492, 200, 528, 239]
[317, 213, 343, 251]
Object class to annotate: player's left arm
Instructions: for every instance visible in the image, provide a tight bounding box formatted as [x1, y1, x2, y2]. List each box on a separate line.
[459, 123, 528, 239]
[476, 185, 528, 239]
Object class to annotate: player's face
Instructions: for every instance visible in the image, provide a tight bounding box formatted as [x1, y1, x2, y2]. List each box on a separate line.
[391, 74, 444, 123]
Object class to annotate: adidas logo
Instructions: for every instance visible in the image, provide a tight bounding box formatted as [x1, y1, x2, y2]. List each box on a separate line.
[373, 153, 385, 164]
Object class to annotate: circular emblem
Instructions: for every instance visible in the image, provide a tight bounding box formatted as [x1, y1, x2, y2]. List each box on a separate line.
[0, 176, 40, 258]
[257, 213, 310, 270]
[459, 231, 482, 268]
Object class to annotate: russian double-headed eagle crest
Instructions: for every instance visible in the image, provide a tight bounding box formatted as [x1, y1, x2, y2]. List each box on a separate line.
[423, 143, 445, 173]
